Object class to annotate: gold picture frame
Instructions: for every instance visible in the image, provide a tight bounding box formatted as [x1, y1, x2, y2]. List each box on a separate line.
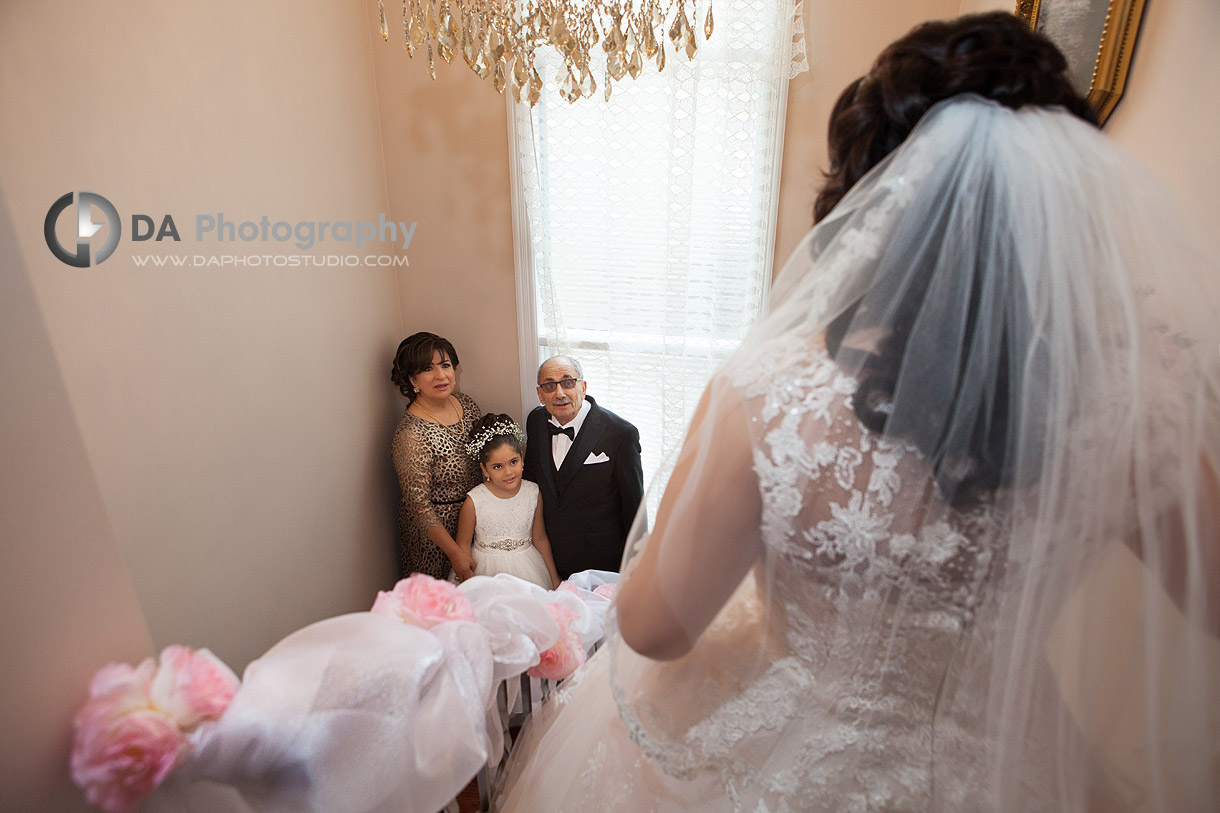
[1016, 0, 1147, 125]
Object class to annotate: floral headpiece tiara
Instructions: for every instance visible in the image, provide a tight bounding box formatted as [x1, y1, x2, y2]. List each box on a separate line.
[465, 420, 526, 459]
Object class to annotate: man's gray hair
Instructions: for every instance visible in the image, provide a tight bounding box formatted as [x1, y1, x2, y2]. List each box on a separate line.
[537, 355, 583, 384]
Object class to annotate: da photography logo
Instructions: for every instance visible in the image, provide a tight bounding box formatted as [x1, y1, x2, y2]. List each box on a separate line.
[43, 192, 415, 268]
[44, 191, 122, 267]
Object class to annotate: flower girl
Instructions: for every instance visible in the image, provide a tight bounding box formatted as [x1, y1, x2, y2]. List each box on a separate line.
[457, 414, 560, 589]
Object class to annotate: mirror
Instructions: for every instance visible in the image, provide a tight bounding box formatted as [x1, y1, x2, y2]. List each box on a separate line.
[1015, 0, 1148, 125]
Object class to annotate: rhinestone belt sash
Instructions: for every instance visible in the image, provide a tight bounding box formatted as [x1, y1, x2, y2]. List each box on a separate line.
[476, 538, 530, 552]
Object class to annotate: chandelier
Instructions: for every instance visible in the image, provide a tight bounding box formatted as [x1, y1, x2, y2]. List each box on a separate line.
[377, 0, 714, 105]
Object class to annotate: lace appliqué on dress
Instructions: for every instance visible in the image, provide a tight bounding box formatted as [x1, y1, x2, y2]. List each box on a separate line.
[611, 344, 1002, 811]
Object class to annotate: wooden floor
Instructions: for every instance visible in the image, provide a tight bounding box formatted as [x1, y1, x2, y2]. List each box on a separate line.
[455, 777, 482, 813]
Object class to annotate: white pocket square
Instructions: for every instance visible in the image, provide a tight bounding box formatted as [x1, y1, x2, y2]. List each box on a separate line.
[584, 452, 610, 464]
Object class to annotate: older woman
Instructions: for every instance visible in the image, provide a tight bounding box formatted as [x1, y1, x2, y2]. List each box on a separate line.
[390, 332, 481, 581]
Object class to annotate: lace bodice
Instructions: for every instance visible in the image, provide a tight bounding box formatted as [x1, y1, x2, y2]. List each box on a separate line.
[469, 481, 538, 552]
[736, 340, 1000, 623]
[606, 342, 1009, 811]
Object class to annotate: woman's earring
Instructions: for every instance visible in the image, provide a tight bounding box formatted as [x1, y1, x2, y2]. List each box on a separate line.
[413, 386, 420, 393]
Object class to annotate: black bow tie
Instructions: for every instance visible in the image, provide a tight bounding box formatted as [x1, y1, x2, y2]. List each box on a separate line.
[548, 424, 575, 440]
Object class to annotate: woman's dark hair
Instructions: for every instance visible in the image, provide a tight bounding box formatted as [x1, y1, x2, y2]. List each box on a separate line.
[391, 332, 459, 403]
[820, 13, 1093, 506]
[813, 12, 1096, 223]
[468, 413, 525, 467]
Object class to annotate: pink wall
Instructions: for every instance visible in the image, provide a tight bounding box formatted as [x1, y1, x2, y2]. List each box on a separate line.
[1, 2, 406, 807]
[369, 27, 523, 419]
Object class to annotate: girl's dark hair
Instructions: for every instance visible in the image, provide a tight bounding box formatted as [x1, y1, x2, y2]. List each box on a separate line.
[391, 332, 459, 403]
[813, 12, 1096, 223]
[468, 413, 524, 466]
[819, 13, 1093, 506]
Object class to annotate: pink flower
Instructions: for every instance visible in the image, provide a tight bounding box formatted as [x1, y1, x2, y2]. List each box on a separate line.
[593, 583, 616, 601]
[71, 647, 239, 811]
[150, 646, 239, 732]
[527, 603, 587, 680]
[370, 573, 475, 628]
[71, 706, 185, 813]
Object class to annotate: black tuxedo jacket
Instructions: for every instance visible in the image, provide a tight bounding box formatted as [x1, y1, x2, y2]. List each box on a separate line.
[524, 396, 644, 579]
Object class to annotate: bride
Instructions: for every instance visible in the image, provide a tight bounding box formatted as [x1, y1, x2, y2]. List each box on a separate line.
[496, 12, 1219, 812]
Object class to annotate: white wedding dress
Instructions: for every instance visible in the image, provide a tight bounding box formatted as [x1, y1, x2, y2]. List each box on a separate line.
[497, 97, 1219, 812]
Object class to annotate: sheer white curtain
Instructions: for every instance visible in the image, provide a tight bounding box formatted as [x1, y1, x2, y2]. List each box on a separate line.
[511, 1, 807, 509]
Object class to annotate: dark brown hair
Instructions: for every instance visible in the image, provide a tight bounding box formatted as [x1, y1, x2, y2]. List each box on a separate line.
[813, 12, 1096, 223]
[468, 413, 525, 466]
[391, 332, 460, 403]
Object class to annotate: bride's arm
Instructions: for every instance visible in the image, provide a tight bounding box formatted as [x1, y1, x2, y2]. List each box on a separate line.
[1123, 452, 1220, 637]
[617, 376, 763, 660]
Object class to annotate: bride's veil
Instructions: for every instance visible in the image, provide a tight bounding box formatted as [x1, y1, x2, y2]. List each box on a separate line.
[610, 95, 1220, 810]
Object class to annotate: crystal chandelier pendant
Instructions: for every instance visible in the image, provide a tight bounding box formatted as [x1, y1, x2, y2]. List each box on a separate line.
[382, 0, 714, 102]
[668, 8, 688, 50]
[528, 67, 543, 107]
[473, 45, 490, 79]
[438, 11, 456, 63]
[559, 68, 582, 104]
[511, 58, 527, 102]
[550, 11, 571, 48]
[487, 27, 505, 63]
[424, 0, 439, 37]
[627, 46, 643, 80]
[410, 9, 427, 49]
[608, 47, 627, 81]
[461, 21, 477, 68]
[402, 2, 414, 55]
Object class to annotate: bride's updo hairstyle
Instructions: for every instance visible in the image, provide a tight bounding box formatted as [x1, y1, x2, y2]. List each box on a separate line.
[819, 13, 1094, 506]
[814, 12, 1095, 223]
[391, 331, 460, 404]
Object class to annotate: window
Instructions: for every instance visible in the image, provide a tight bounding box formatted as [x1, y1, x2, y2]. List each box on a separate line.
[511, 1, 806, 512]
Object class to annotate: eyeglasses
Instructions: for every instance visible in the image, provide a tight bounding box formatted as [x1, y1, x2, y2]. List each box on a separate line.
[538, 377, 583, 394]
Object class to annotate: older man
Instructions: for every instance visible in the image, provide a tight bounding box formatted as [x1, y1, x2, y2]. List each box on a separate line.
[523, 355, 644, 579]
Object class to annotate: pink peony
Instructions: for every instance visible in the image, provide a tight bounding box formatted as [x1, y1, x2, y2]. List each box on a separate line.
[370, 573, 475, 628]
[71, 706, 185, 813]
[149, 646, 239, 732]
[527, 603, 587, 680]
[593, 583, 617, 601]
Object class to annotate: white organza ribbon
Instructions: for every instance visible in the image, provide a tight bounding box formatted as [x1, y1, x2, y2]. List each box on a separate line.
[177, 572, 623, 812]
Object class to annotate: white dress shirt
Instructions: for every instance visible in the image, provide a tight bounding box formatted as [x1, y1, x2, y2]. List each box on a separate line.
[550, 399, 591, 469]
